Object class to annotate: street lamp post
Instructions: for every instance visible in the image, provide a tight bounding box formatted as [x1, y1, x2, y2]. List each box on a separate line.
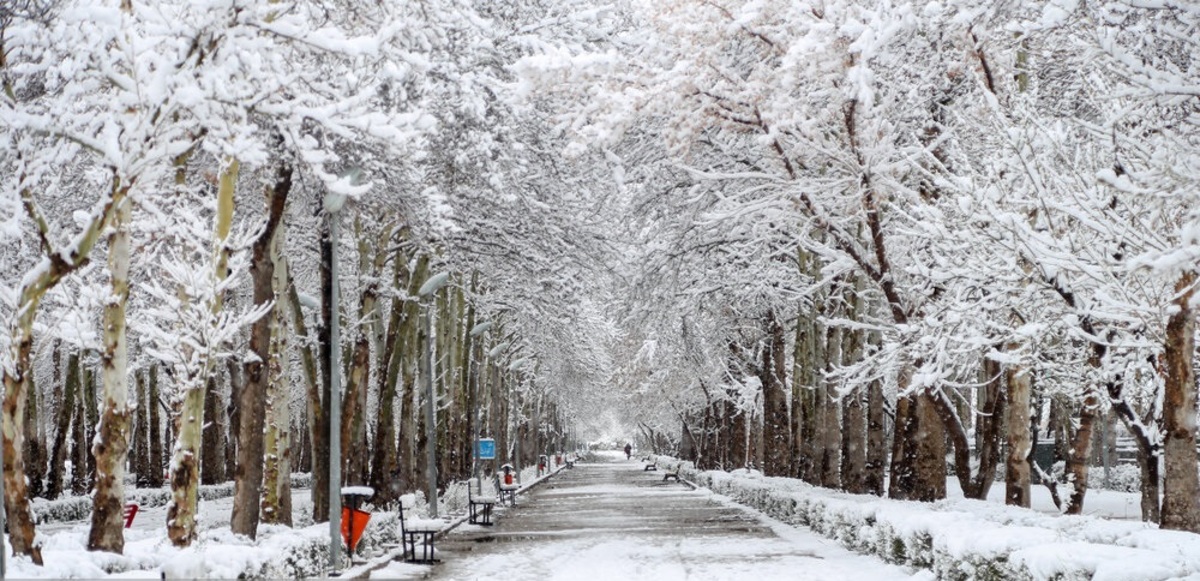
[418, 272, 450, 518]
[323, 167, 364, 575]
[325, 192, 345, 574]
[468, 321, 492, 480]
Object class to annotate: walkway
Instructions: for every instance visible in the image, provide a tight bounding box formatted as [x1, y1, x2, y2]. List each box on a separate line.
[370, 453, 920, 580]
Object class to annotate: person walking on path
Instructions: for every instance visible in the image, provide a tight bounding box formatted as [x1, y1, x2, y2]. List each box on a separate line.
[624, 443, 632, 460]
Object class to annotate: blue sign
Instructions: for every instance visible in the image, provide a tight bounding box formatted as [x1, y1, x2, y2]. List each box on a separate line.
[477, 438, 496, 460]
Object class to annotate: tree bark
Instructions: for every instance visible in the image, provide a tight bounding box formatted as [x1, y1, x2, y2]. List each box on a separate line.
[201, 377, 225, 485]
[864, 368, 887, 496]
[133, 371, 149, 487]
[369, 244, 408, 505]
[147, 365, 164, 488]
[1160, 271, 1199, 532]
[167, 386, 206, 546]
[47, 350, 80, 500]
[168, 157, 238, 547]
[89, 193, 134, 554]
[71, 369, 90, 496]
[231, 162, 290, 539]
[261, 249, 292, 526]
[23, 368, 44, 499]
[4, 176, 126, 564]
[820, 323, 843, 489]
[286, 267, 325, 520]
[1005, 351, 1032, 507]
[760, 309, 791, 476]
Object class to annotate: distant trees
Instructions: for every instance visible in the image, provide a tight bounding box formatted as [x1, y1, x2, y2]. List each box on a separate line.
[514, 0, 1200, 529]
[2, 0, 1197, 569]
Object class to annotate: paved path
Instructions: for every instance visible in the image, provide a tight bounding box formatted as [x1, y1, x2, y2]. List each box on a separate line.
[371, 454, 920, 581]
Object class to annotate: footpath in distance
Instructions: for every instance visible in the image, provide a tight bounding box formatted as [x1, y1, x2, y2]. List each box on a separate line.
[370, 451, 922, 580]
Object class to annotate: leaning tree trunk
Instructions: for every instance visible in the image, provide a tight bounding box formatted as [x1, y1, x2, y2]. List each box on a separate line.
[167, 157, 238, 547]
[89, 193, 134, 553]
[2, 176, 126, 564]
[369, 244, 408, 506]
[1161, 271, 1199, 532]
[341, 222, 382, 487]
[932, 350, 1005, 501]
[5, 183, 123, 564]
[286, 269, 325, 520]
[231, 162, 290, 539]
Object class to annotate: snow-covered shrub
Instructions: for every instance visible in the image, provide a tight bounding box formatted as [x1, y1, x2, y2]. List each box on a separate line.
[162, 510, 405, 579]
[659, 455, 1200, 580]
[34, 481, 240, 524]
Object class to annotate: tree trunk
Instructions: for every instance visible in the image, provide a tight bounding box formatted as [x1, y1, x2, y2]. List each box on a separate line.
[840, 280, 867, 493]
[3, 174, 127, 564]
[790, 309, 806, 479]
[972, 356, 1004, 500]
[864, 370, 887, 496]
[24, 369, 44, 499]
[889, 364, 945, 501]
[314, 208, 337, 521]
[133, 372, 149, 487]
[148, 365, 164, 488]
[1005, 352, 1032, 507]
[820, 324, 842, 489]
[889, 391, 916, 499]
[168, 156, 237, 547]
[369, 243, 407, 505]
[231, 162, 290, 539]
[398, 254, 430, 491]
[201, 377, 225, 485]
[760, 309, 791, 476]
[167, 386, 206, 546]
[89, 192, 134, 553]
[912, 389, 947, 501]
[47, 350, 80, 500]
[72, 366, 91, 495]
[1160, 271, 1199, 531]
[1063, 397, 1098, 515]
[286, 268, 325, 520]
[262, 252, 293, 526]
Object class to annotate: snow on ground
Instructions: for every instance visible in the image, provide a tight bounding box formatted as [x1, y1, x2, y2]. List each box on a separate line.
[7, 452, 1200, 580]
[415, 451, 927, 581]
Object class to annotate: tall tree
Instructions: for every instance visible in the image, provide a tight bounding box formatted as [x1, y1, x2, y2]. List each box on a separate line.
[231, 162, 292, 538]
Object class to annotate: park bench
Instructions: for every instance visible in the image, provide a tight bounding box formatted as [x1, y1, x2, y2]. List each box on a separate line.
[643, 455, 658, 471]
[123, 503, 139, 528]
[398, 496, 442, 563]
[662, 462, 682, 483]
[468, 476, 496, 526]
[498, 464, 520, 506]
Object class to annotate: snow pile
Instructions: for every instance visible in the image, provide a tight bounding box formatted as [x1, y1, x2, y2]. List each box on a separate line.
[667, 459, 1200, 581]
[161, 513, 402, 580]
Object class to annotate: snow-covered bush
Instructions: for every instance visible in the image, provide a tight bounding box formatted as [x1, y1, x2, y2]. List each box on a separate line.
[162, 511, 404, 579]
[33, 482, 239, 524]
[664, 457, 1200, 580]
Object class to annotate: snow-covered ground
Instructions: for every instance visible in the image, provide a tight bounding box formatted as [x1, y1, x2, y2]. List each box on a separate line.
[405, 452, 923, 581]
[6, 453, 1199, 580]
